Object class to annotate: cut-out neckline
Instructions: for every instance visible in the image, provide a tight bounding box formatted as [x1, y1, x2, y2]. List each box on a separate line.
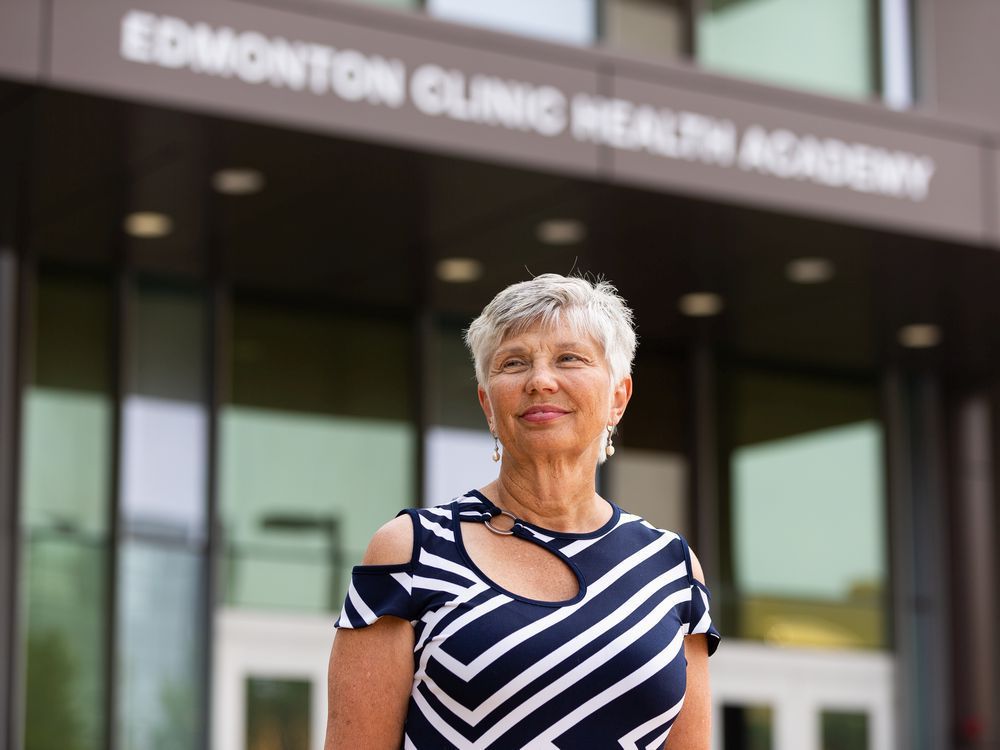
[466, 489, 621, 540]
[455, 511, 586, 606]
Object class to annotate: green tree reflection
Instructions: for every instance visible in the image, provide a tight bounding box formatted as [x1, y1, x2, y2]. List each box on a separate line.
[25, 630, 86, 750]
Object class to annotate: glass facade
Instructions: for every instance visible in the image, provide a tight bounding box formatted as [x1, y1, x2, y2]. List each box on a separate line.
[697, 0, 877, 100]
[7, 118, 908, 750]
[722, 368, 888, 650]
[10, 246, 898, 749]
[425, 319, 497, 505]
[354, 0, 914, 104]
[609, 351, 690, 536]
[19, 270, 113, 750]
[427, 0, 597, 45]
[2, 0, 976, 731]
[724, 704, 774, 750]
[603, 0, 689, 60]
[355, 0, 905, 106]
[358, 0, 895, 103]
[116, 280, 208, 750]
[821, 709, 870, 750]
[219, 297, 415, 611]
[245, 678, 311, 750]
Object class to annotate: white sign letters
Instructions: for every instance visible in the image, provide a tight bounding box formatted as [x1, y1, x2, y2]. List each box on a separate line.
[119, 10, 937, 202]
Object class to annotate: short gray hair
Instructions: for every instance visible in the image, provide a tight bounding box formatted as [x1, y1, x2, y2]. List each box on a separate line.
[464, 273, 637, 389]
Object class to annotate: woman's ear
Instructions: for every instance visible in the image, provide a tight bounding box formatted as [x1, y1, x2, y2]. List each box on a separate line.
[611, 375, 633, 424]
[478, 386, 494, 430]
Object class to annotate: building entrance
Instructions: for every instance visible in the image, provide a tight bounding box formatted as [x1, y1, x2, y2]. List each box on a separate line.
[4, 85, 1000, 749]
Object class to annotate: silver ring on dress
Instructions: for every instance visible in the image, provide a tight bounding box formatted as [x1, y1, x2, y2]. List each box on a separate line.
[484, 510, 517, 535]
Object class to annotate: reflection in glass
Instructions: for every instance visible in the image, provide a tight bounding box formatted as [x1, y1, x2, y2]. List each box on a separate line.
[609, 449, 687, 535]
[19, 271, 112, 750]
[822, 709, 869, 750]
[723, 704, 773, 750]
[22, 537, 108, 750]
[246, 678, 311, 750]
[603, 0, 687, 59]
[21, 388, 112, 535]
[611, 353, 688, 535]
[429, 320, 480, 429]
[121, 284, 208, 539]
[116, 281, 208, 749]
[726, 370, 887, 649]
[427, 0, 596, 45]
[425, 426, 498, 505]
[425, 321, 495, 505]
[117, 543, 204, 750]
[221, 299, 414, 612]
[121, 394, 207, 537]
[697, 0, 875, 100]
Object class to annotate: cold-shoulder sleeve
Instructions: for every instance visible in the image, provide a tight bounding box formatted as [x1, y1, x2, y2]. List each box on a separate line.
[678, 534, 722, 656]
[335, 511, 419, 629]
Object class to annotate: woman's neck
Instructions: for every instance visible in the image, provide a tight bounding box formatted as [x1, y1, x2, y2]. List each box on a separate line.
[482, 458, 610, 533]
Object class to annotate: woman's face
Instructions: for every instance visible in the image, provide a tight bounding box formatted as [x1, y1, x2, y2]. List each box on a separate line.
[478, 319, 632, 464]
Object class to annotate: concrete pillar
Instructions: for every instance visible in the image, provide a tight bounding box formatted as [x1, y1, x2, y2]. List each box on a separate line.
[949, 395, 996, 748]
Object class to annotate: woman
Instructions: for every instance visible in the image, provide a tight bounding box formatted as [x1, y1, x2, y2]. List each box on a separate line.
[325, 274, 720, 749]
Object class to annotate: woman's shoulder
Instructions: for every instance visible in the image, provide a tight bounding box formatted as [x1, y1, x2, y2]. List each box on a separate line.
[615, 507, 681, 541]
[615, 509, 705, 584]
[360, 494, 476, 566]
[361, 515, 415, 566]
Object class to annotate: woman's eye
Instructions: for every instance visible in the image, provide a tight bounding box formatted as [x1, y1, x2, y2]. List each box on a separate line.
[559, 354, 581, 362]
[501, 359, 525, 369]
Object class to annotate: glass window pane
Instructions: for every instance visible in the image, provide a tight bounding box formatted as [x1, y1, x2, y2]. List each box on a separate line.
[121, 282, 208, 540]
[697, 0, 876, 100]
[116, 280, 209, 750]
[427, 0, 597, 46]
[425, 320, 496, 505]
[604, 0, 688, 59]
[609, 449, 687, 533]
[22, 539, 108, 750]
[726, 369, 888, 649]
[21, 273, 112, 535]
[822, 709, 869, 750]
[246, 678, 311, 750]
[425, 426, 498, 505]
[610, 352, 689, 535]
[220, 298, 415, 612]
[19, 270, 112, 750]
[117, 544, 205, 750]
[430, 318, 483, 432]
[723, 704, 773, 750]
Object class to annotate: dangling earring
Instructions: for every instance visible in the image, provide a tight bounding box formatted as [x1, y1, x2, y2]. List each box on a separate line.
[605, 425, 616, 457]
[491, 428, 501, 462]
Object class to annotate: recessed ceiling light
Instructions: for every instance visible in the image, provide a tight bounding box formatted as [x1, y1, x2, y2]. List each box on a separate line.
[898, 324, 941, 348]
[123, 212, 173, 238]
[436, 257, 484, 283]
[678, 292, 724, 317]
[786, 257, 835, 284]
[537, 219, 586, 246]
[212, 168, 265, 195]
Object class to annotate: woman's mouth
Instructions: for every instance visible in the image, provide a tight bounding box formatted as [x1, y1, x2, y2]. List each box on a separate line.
[519, 405, 570, 423]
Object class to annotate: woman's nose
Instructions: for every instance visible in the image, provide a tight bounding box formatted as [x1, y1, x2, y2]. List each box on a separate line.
[525, 363, 558, 392]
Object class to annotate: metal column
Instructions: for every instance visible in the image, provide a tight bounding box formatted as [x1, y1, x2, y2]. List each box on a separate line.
[885, 368, 952, 750]
[0, 245, 21, 750]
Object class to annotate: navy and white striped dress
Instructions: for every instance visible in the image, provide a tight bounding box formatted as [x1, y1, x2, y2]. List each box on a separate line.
[336, 490, 721, 749]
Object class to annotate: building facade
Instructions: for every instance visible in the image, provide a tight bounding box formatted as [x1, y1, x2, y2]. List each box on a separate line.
[1, 1, 998, 748]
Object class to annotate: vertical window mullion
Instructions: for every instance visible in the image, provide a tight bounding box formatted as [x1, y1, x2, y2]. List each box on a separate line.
[106, 263, 129, 750]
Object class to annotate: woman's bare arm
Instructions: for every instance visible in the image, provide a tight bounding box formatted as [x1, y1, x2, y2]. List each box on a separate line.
[664, 548, 712, 750]
[324, 516, 416, 750]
